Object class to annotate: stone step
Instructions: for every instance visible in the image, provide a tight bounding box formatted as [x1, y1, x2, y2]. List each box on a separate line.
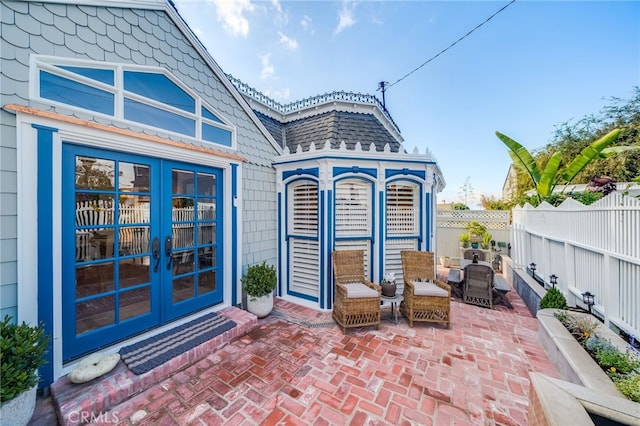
[50, 307, 257, 426]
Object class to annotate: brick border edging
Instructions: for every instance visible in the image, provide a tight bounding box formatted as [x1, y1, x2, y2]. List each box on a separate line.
[51, 307, 257, 426]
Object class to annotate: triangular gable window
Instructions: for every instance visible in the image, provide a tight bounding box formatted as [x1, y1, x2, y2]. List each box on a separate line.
[34, 57, 234, 148]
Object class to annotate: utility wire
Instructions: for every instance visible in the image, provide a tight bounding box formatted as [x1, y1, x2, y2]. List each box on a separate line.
[388, 0, 517, 89]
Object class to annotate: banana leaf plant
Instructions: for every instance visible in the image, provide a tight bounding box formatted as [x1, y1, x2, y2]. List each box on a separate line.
[496, 128, 639, 198]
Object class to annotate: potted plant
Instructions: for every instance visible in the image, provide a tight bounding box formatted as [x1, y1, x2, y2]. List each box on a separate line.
[466, 221, 487, 248]
[459, 232, 471, 248]
[1, 316, 49, 426]
[439, 256, 452, 268]
[380, 272, 397, 297]
[480, 232, 493, 250]
[241, 261, 277, 318]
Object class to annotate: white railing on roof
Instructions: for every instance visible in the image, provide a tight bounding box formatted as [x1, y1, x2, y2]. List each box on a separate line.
[511, 193, 640, 338]
[227, 74, 400, 132]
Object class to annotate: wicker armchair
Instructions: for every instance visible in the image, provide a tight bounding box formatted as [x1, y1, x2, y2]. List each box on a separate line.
[463, 249, 486, 261]
[400, 251, 451, 328]
[463, 263, 494, 309]
[332, 250, 381, 333]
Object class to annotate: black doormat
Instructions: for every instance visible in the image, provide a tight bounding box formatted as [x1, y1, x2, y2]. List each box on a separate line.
[119, 312, 236, 375]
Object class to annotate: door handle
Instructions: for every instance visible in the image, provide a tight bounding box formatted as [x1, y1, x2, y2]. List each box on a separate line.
[152, 237, 160, 273]
[165, 236, 173, 270]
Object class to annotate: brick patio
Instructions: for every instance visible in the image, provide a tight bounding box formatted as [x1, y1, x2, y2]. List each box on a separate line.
[30, 268, 560, 425]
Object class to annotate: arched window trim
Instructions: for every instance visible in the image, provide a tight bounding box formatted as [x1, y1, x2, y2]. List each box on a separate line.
[31, 55, 236, 149]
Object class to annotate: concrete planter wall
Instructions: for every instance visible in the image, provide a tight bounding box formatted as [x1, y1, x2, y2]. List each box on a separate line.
[530, 309, 640, 424]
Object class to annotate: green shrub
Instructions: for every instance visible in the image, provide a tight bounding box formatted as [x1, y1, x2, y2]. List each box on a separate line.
[613, 372, 640, 402]
[241, 261, 277, 299]
[595, 346, 640, 375]
[1, 316, 49, 402]
[539, 287, 568, 310]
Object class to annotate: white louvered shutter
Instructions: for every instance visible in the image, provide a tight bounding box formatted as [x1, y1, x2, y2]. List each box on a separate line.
[288, 181, 319, 298]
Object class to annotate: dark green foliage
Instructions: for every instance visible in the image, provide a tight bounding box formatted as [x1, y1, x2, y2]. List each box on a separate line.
[241, 261, 277, 298]
[507, 87, 640, 202]
[451, 203, 469, 210]
[1, 316, 49, 403]
[539, 287, 568, 310]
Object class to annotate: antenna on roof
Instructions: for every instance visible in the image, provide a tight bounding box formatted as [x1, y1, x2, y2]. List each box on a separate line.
[377, 81, 388, 111]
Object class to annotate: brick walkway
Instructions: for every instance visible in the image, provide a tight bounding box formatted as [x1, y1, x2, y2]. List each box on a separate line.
[31, 269, 560, 425]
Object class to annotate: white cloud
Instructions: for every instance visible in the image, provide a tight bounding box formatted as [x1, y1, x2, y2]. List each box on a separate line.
[264, 87, 291, 102]
[211, 0, 254, 38]
[259, 53, 275, 80]
[278, 32, 298, 50]
[300, 15, 314, 34]
[334, 2, 356, 35]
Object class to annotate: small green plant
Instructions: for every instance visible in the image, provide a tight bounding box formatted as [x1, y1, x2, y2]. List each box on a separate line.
[1, 316, 49, 403]
[560, 314, 599, 343]
[539, 287, 568, 310]
[480, 232, 493, 249]
[459, 232, 471, 248]
[595, 346, 640, 375]
[613, 372, 640, 402]
[241, 261, 277, 299]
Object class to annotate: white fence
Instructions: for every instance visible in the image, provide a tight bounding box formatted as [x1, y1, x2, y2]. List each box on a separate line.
[512, 193, 640, 338]
[436, 210, 511, 259]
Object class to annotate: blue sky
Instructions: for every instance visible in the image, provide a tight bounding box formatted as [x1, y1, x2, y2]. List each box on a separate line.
[173, 0, 640, 208]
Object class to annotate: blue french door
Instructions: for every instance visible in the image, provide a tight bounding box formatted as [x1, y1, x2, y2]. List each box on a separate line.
[62, 145, 222, 361]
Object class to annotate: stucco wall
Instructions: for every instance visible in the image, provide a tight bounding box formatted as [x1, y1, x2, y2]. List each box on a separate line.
[0, 0, 278, 315]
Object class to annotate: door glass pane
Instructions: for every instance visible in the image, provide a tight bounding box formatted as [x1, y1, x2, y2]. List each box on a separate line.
[173, 276, 194, 303]
[76, 262, 114, 298]
[198, 247, 215, 269]
[120, 287, 151, 321]
[172, 170, 194, 194]
[173, 223, 194, 248]
[119, 162, 150, 192]
[119, 196, 150, 224]
[198, 199, 216, 220]
[197, 173, 216, 196]
[198, 223, 215, 245]
[172, 250, 194, 275]
[88, 229, 116, 260]
[119, 258, 150, 289]
[118, 226, 150, 256]
[76, 194, 115, 226]
[75, 157, 115, 190]
[76, 295, 115, 335]
[172, 197, 194, 220]
[199, 270, 216, 295]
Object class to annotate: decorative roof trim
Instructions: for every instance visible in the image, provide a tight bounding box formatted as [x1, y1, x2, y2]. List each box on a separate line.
[3, 104, 247, 162]
[227, 75, 403, 143]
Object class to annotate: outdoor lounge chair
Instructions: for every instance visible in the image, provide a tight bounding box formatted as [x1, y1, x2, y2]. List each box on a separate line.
[463, 249, 486, 261]
[463, 263, 494, 309]
[400, 251, 451, 328]
[332, 250, 381, 333]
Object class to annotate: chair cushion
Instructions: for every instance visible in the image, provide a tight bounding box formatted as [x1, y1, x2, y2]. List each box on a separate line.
[412, 280, 448, 297]
[344, 282, 378, 298]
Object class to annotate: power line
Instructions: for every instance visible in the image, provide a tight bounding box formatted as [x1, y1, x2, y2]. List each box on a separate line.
[388, 0, 517, 89]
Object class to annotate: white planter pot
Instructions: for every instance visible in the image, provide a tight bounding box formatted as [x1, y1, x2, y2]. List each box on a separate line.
[439, 257, 451, 268]
[246, 292, 274, 318]
[0, 386, 37, 426]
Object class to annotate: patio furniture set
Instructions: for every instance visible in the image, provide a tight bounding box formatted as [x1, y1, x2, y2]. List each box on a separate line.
[331, 248, 513, 333]
[332, 250, 452, 333]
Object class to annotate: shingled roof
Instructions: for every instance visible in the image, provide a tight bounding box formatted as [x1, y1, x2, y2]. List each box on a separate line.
[279, 110, 401, 153]
[229, 75, 403, 155]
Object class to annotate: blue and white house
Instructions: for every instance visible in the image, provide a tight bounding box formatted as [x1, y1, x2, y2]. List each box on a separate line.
[232, 79, 446, 311]
[0, 0, 444, 385]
